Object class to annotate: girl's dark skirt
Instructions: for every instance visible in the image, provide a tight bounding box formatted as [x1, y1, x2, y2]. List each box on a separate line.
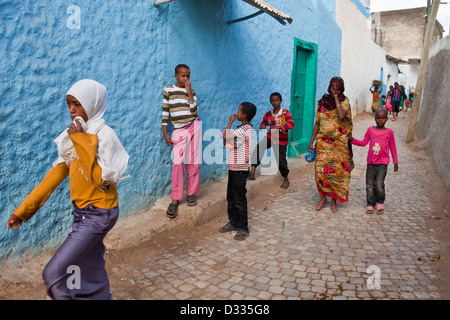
[42, 205, 119, 300]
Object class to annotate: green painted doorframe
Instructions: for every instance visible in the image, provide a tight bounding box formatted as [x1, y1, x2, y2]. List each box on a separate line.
[288, 38, 318, 158]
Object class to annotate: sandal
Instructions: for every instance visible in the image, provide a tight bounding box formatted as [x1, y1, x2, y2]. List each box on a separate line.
[219, 222, 238, 233]
[234, 230, 249, 241]
[166, 203, 178, 218]
[187, 195, 197, 207]
[365, 206, 374, 214]
[376, 204, 384, 215]
[315, 198, 327, 211]
[280, 180, 290, 189]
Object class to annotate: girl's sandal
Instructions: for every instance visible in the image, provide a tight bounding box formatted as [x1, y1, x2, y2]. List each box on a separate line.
[315, 198, 327, 211]
[365, 206, 375, 214]
[166, 203, 178, 218]
[376, 204, 385, 215]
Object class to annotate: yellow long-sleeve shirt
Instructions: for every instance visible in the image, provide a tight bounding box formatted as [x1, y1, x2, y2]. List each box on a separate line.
[13, 133, 118, 222]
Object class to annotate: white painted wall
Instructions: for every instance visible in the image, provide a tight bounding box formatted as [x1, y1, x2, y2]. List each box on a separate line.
[398, 62, 420, 90]
[384, 58, 399, 88]
[336, 0, 386, 114]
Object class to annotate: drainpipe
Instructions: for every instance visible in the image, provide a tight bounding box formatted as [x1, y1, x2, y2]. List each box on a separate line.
[154, 0, 174, 7]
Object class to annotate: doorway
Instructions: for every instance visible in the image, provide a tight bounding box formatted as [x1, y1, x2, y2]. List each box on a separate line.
[288, 38, 318, 158]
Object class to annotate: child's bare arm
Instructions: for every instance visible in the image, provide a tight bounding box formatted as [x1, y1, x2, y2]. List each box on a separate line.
[185, 79, 194, 103]
[223, 114, 237, 144]
[162, 125, 173, 146]
[394, 163, 398, 172]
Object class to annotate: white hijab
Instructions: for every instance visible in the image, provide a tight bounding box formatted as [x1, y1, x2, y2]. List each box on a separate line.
[53, 79, 129, 184]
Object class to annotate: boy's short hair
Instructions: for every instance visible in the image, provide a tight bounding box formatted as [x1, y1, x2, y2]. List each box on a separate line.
[175, 64, 190, 74]
[240, 102, 257, 122]
[270, 92, 282, 100]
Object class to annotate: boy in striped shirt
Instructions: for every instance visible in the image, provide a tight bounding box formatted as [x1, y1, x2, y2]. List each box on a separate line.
[221, 102, 257, 241]
[162, 64, 202, 218]
[249, 92, 294, 189]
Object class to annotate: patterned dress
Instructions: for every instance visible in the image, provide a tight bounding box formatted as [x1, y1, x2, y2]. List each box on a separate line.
[314, 97, 352, 203]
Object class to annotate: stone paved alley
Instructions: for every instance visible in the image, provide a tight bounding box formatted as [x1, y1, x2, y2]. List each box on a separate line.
[1, 111, 449, 300]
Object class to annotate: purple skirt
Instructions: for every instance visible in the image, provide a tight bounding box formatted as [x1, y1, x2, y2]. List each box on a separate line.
[42, 205, 119, 300]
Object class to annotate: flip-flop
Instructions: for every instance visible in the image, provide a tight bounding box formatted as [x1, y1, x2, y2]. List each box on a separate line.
[365, 206, 375, 214]
[376, 204, 385, 215]
[187, 195, 197, 206]
[280, 180, 290, 189]
[219, 222, 238, 233]
[166, 203, 178, 218]
[315, 198, 327, 211]
[234, 230, 249, 241]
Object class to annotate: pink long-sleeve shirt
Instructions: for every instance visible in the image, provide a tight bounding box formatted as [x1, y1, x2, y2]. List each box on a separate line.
[352, 126, 398, 165]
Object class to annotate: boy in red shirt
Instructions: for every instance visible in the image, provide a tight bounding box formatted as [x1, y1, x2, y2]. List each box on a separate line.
[249, 92, 294, 189]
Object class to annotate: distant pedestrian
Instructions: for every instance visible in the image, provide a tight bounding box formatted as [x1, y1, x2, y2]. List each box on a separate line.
[162, 64, 202, 218]
[349, 108, 398, 215]
[400, 85, 407, 111]
[404, 98, 410, 112]
[220, 102, 256, 241]
[370, 81, 382, 115]
[380, 95, 386, 107]
[385, 95, 392, 114]
[7, 79, 129, 299]
[391, 82, 402, 121]
[249, 92, 294, 189]
[409, 92, 414, 107]
[308, 77, 353, 213]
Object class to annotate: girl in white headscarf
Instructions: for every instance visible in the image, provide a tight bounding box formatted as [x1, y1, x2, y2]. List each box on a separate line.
[7, 79, 129, 300]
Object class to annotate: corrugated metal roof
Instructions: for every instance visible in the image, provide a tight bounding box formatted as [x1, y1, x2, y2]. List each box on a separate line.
[242, 0, 293, 25]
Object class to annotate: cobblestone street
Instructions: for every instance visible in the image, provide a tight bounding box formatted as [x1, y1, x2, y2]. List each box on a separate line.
[1, 112, 448, 301]
[107, 112, 448, 300]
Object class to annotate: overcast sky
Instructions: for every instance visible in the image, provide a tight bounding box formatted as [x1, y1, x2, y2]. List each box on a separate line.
[370, 0, 450, 36]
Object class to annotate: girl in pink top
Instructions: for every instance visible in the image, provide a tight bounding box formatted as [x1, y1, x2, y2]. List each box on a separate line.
[350, 108, 399, 214]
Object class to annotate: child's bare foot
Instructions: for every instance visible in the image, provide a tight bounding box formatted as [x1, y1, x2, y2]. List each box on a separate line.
[331, 199, 338, 212]
[315, 197, 327, 211]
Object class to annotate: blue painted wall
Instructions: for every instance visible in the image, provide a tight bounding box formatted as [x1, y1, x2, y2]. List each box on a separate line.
[0, 0, 341, 262]
[350, 0, 371, 18]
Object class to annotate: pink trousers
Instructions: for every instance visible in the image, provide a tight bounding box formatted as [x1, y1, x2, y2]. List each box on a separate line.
[171, 118, 202, 200]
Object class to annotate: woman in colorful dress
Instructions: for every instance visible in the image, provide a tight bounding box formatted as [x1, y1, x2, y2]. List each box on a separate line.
[308, 77, 353, 212]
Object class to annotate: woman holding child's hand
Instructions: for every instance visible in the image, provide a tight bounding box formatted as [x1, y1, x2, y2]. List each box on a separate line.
[308, 77, 353, 213]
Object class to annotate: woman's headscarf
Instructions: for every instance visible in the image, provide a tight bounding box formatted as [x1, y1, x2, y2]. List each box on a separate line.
[53, 79, 129, 184]
[318, 76, 346, 110]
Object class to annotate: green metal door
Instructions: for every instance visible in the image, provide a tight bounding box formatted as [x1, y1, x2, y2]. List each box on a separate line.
[288, 38, 318, 158]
